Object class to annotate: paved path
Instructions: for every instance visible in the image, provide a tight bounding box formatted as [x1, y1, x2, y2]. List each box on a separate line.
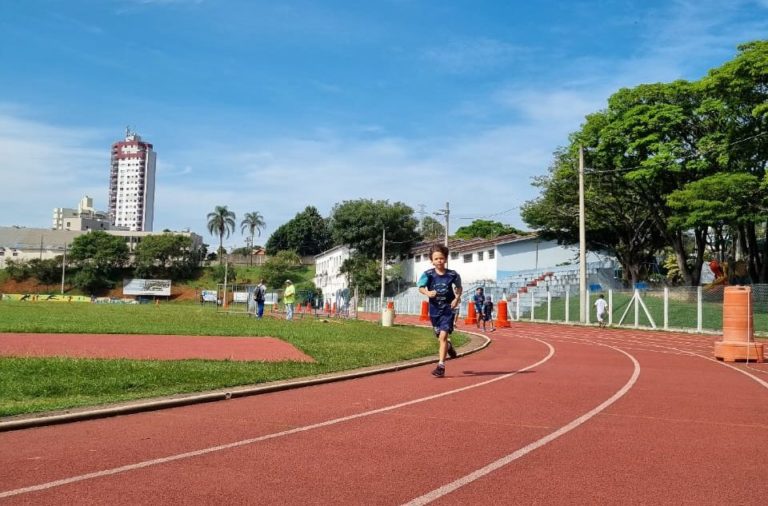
[1, 318, 767, 504]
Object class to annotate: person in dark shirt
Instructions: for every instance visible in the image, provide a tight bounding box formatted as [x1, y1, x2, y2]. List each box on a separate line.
[482, 295, 496, 332]
[418, 244, 463, 378]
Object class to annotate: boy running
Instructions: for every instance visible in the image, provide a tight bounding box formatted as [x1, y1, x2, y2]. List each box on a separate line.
[594, 294, 608, 328]
[482, 295, 496, 332]
[418, 244, 462, 377]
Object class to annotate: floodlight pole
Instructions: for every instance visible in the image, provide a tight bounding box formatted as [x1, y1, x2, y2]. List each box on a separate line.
[380, 228, 386, 311]
[579, 146, 587, 323]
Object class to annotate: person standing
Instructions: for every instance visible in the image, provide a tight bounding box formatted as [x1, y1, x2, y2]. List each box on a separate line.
[594, 294, 609, 328]
[418, 243, 463, 378]
[283, 279, 296, 320]
[254, 279, 267, 319]
[482, 295, 496, 332]
[472, 287, 485, 329]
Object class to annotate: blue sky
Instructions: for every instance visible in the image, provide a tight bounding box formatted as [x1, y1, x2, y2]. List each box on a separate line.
[1, 0, 766, 249]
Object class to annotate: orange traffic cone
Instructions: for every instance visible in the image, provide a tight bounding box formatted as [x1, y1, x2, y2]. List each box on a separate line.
[332, 302, 337, 314]
[714, 286, 764, 362]
[464, 301, 478, 325]
[324, 301, 330, 313]
[419, 300, 429, 321]
[496, 299, 511, 328]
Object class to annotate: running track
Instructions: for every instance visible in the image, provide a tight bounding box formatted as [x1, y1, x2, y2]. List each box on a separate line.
[1, 318, 767, 504]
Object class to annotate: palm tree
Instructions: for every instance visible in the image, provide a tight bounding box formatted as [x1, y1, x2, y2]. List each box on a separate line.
[240, 211, 266, 266]
[207, 205, 236, 264]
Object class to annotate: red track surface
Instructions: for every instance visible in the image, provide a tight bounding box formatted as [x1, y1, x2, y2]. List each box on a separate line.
[1, 317, 767, 504]
[0, 333, 313, 362]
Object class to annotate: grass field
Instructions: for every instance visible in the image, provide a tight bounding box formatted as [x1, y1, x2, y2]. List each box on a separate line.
[0, 301, 465, 417]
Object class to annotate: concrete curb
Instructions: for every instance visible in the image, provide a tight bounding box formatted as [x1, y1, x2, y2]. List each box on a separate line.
[0, 330, 491, 432]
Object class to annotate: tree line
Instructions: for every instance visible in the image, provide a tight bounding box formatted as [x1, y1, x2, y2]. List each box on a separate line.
[521, 40, 768, 286]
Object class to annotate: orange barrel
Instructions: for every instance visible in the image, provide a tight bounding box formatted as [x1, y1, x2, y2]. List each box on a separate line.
[464, 301, 478, 325]
[496, 299, 511, 328]
[722, 286, 753, 341]
[715, 286, 764, 362]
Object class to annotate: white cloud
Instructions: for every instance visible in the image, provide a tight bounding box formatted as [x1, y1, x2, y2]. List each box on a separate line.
[0, 109, 109, 227]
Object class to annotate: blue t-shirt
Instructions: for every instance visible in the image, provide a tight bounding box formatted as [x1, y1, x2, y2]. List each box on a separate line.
[473, 292, 485, 309]
[418, 268, 462, 316]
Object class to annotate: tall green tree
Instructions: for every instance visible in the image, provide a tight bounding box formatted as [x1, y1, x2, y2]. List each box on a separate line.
[260, 250, 302, 288]
[68, 231, 129, 292]
[694, 40, 768, 281]
[329, 199, 420, 259]
[454, 220, 526, 240]
[265, 206, 331, 256]
[206, 205, 236, 264]
[339, 253, 381, 296]
[133, 233, 197, 279]
[420, 216, 445, 242]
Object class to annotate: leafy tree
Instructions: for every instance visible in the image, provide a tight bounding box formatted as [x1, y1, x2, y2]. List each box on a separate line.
[68, 231, 129, 270]
[133, 233, 197, 279]
[454, 220, 526, 240]
[330, 199, 420, 259]
[521, 144, 666, 286]
[265, 206, 331, 256]
[4, 259, 30, 281]
[68, 231, 129, 291]
[260, 250, 302, 288]
[206, 205, 236, 264]
[211, 262, 237, 284]
[339, 253, 381, 296]
[27, 257, 63, 286]
[420, 216, 445, 241]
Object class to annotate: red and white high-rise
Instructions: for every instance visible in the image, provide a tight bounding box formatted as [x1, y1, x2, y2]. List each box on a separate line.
[108, 128, 156, 231]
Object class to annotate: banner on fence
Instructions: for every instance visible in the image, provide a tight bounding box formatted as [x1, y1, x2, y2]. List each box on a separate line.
[123, 279, 172, 296]
[201, 290, 217, 303]
[1, 293, 91, 302]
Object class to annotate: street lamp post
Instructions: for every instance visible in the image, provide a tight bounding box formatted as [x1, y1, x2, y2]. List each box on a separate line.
[579, 146, 587, 323]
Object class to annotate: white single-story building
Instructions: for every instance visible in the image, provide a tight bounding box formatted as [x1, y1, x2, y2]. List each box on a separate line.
[404, 234, 610, 288]
[313, 234, 614, 301]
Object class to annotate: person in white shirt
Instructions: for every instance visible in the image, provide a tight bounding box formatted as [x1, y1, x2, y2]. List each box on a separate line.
[594, 294, 609, 328]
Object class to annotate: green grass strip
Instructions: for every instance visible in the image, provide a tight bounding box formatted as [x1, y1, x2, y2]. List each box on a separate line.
[0, 302, 466, 417]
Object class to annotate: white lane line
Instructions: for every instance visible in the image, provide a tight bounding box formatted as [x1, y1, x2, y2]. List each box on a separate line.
[0, 340, 555, 499]
[403, 344, 640, 506]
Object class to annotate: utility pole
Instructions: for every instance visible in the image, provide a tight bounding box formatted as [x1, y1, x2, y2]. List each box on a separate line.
[579, 146, 587, 323]
[380, 228, 386, 311]
[60, 242, 67, 294]
[434, 201, 450, 247]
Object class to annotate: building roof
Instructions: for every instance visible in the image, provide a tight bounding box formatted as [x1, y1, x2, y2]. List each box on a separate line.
[0, 227, 82, 250]
[410, 233, 537, 255]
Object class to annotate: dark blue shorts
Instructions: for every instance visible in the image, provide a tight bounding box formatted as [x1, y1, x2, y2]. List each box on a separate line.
[431, 311, 455, 334]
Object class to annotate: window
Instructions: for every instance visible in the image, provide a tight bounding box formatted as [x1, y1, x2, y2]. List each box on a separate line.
[463, 254, 473, 263]
[415, 254, 421, 262]
[451, 251, 459, 260]
[478, 251, 484, 261]
[488, 250, 495, 259]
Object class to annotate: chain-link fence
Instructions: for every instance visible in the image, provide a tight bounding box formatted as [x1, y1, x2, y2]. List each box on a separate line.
[363, 284, 768, 335]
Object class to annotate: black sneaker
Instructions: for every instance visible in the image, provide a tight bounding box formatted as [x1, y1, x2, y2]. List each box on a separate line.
[446, 341, 457, 359]
[431, 364, 445, 377]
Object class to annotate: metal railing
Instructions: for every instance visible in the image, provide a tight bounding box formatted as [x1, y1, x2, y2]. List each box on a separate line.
[362, 284, 768, 335]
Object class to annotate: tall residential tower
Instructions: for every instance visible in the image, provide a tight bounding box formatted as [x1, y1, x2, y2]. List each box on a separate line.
[108, 128, 156, 231]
